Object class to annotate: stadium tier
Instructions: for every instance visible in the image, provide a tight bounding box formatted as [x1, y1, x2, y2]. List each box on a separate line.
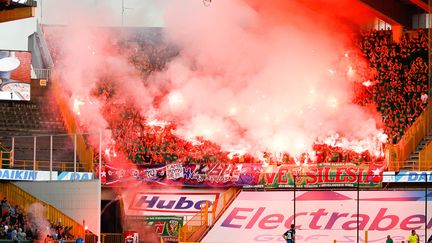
[0, 1, 431, 243]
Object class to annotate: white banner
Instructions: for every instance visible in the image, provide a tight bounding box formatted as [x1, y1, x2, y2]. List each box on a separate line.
[203, 191, 432, 243]
[122, 189, 225, 216]
[382, 171, 395, 182]
[0, 169, 57, 181]
[395, 171, 432, 183]
[58, 172, 93, 181]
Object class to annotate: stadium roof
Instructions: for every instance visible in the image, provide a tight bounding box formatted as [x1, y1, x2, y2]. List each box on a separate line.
[359, 0, 429, 27]
[0, 0, 36, 23]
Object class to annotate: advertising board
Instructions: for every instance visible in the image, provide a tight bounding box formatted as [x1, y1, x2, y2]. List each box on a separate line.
[122, 189, 224, 217]
[203, 190, 432, 243]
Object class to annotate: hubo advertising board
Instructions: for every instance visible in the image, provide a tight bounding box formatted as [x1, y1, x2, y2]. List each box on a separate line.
[203, 190, 432, 243]
[0, 50, 31, 101]
[122, 188, 225, 217]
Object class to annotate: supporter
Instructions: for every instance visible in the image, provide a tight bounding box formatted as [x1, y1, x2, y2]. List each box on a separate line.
[11, 227, 19, 243]
[0, 227, 6, 239]
[421, 92, 428, 104]
[7, 228, 12, 240]
[17, 228, 26, 242]
[24, 225, 33, 240]
[361, 29, 429, 144]
[48, 28, 430, 167]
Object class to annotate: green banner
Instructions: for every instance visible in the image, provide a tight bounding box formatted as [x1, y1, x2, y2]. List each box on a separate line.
[244, 163, 384, 189]
[145, 216, 183, 242]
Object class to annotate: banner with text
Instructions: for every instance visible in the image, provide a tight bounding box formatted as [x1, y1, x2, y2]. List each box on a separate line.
[0, 169, 57, 181]
[122, 189, 224, 217]
[203, 190, 432, 243]
[246, 163, 385, 189]
[100, 162, 384, 188]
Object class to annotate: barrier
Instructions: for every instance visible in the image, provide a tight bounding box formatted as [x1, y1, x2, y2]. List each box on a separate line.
[33, 68, 52, 80]
[178, 201, 209, 242]
[0, 151, 12, 168]
[0, 158, 88, 171]
[51, 71, 94, 172]
[387, 101, 432, 171]
[101, 233, 122, 243]
[211, 187, 240, 224]
[178, 187, 240, 242]
[0, 182, 85, 238]
[419, 140, 432, 171]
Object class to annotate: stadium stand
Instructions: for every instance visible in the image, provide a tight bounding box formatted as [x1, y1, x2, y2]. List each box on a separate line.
[0, 182, 87, 242]
[360, 29, 429, 144]
[40, 26, 430, 168]
[0, 83, 79, 171]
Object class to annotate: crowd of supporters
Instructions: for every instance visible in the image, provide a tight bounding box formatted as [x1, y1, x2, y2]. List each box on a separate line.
[44, 26, 429, 166]
[95, 92, 377, 166]
[120, 31, 178, 78]
[0, 197, 28, 241]
[360, 29, 429, 144]
[0, 197, 75, 242]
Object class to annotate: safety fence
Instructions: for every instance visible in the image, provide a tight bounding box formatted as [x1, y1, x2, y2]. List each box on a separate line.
[0, 133, 98, 175]
[419, 140, 432, 171]
[101, 233, 122, 243]
[33, 68, 52, 81]
[52, 73, 94, 172]
[0, 182, 86, 238]
[178, 187, 240, 242]
[387, 101, 432, 171]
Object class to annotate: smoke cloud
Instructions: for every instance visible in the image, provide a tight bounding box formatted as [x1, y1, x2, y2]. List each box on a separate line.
[26, 203, 51, 239]
[52, 0, 384, 161]
[147, 0, 384, 157]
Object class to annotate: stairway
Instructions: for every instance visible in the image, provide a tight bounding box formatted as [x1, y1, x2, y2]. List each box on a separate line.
[403, 133, 432, 170]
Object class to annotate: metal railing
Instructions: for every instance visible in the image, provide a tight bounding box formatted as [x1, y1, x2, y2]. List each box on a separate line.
[419, 140, 432, 171]
[52, 76, 94, 172]
[387, 101, 432, 171]
[1, 158, 88, 172]
[178, 187, 240, 242]
[0, 133, 98, 174]
[100, 233, 122, 243]
[211, 187, 240, 224]
[178, 202, 209, 243]
[33, 68, 52, 81]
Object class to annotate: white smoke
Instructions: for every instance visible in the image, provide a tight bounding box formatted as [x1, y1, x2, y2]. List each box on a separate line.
[143, 0, 386, 158]
[26, 203, 51, 239]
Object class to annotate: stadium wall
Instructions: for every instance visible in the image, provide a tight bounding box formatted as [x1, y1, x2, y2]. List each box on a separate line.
[13, 180, 100, 236]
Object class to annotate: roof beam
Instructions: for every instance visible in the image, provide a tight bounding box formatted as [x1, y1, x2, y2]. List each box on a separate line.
[359, 0, 414, 27]
[0, 6, 35, 23]
[409, 0, 430, 12]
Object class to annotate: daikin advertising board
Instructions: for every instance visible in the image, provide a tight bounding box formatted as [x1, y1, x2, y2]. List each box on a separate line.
[203, 191, 432, 243]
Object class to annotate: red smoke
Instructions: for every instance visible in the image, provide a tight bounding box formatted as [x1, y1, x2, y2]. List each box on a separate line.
[51, 0, 385, 163]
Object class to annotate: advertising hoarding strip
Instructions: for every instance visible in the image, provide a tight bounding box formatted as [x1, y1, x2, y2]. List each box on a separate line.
[100, 162, 385, 188]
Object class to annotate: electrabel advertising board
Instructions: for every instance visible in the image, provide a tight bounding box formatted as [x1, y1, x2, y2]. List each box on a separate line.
[122, 189, 225, 217]
[0, 50, 31, 101]
[203, 191, 432, 243]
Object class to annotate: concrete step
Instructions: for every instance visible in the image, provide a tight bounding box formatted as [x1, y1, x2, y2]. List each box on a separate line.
[417, 145, 425, 151]
[402, 166, 415, 170]
[419, 141, 428, 146]
[404, 160, 418, 165]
